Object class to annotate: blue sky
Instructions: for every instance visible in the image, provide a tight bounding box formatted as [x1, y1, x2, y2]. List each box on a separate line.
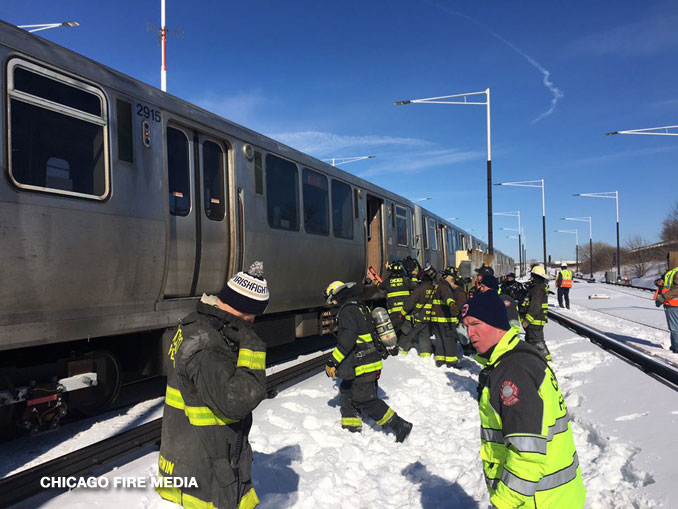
[3, 1, 677, 262]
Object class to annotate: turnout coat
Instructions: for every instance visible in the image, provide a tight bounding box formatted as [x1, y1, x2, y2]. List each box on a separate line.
[157, 299, 267, 509]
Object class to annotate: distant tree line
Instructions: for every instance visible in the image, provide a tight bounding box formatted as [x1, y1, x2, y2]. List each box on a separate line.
[571, 202, 678, 278]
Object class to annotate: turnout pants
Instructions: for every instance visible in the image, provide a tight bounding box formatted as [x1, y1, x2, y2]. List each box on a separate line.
[525, 324, 550, 358]
[431, 323, 459, 364]
[339, 376, 394, 429]
[398, 322, 430, 354]
[557, 288, 571, 309]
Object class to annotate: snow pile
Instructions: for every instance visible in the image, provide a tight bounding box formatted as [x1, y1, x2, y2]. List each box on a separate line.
[25, 318, 675, 508]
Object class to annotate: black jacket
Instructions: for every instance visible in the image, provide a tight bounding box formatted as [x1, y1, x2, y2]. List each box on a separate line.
[157, 301, 266, 509]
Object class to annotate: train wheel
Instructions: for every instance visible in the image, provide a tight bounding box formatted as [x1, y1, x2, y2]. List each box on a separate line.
[78, 350, 121, 415]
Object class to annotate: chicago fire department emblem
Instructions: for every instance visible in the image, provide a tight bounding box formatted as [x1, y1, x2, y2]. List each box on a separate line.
[500, 380, 519, 406]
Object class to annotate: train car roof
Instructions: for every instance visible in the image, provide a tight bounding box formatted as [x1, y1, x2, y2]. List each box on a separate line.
[0, 21, 412, 207]
[1, 21, 510, 262]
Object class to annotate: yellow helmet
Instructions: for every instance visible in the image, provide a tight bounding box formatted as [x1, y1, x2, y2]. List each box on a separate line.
[531, 265, 549, 280]
[324, 280, 355, 305]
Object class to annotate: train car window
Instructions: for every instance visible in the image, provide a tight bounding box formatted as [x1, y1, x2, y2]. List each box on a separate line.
[395, 205, 408, 247]
[13, 67, 101, 116]
[428, 218, 438, 251]
[332, 179, 353, 239]
[254, 151, 263, 195]
[8, 60, 109, 199]
[266, 154, 299, 231]
[202, 140, 225, 221]
[302, 168, 329, 235]
[422, 216, 429, 249]
[167, 127, 191, 216]
[116, 99, 133, 163]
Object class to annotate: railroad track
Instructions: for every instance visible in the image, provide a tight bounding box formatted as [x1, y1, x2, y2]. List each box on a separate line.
[0, 352, 330, 508]
[549, 310, 678, 389]
[598, 280, 654, 293]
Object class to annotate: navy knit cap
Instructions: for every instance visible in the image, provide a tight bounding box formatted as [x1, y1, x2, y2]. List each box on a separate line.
[218, 261, 269, 315]
[461, 290, 510, 331]
[480, 274, 499, 291]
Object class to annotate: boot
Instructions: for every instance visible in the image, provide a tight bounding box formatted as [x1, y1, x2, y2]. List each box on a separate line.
[435, 360, 445, 368]
[388, 415, 413, 443]
[446, 360, 460, 368]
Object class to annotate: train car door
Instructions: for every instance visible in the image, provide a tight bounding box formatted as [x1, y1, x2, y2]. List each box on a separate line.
[165, 125, 196, 297]
[164, 127, 229, 298]
[366, 194, 384, 276]
[193, 135, 229, 295]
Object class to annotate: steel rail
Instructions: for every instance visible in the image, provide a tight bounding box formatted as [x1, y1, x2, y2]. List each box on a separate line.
[0, 352, 330, 508]
[549, 310, 678, 387]
[597, 281, 654, 292]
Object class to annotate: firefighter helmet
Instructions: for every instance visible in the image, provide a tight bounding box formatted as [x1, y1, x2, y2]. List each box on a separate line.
[423, 262, 437, 280]
[324, 280, 355, 305]
[531, 265, 549, 280]
[388, 260, 405, 275]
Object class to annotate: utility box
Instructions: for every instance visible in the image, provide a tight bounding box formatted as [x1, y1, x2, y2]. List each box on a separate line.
[605, 271, 617, 283]
[458, 260, 473, 278]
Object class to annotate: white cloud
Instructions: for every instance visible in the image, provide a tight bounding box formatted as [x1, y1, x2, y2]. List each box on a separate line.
[567, 11, 678, 58]
[431, 3, 564, 123]
[358, 148, 484, 178]
[191, 90, 267, 126]
[268, 130, 433, 156]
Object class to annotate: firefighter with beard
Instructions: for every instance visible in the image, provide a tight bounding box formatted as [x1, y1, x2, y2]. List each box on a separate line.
[520, 266, 551, 359]
[157, 262, 269, 509]
[323, 281, 413, 442]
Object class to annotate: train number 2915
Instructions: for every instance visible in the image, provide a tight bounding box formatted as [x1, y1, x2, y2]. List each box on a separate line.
[136, 103, 161, 123]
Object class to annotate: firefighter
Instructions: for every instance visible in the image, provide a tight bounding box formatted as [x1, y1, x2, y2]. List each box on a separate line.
[462, 291, 586, 508]
[323, 281, 413, 442]
[377, 260, 415, 328]
[520, 266, 551, 360]
[399, 263, 437, 357]
[443, 267, 473, 356]
[403, 256, 422, 284]
[156, 262, 269, 509]
[499, 273, 527, 304]
[556, 264, 573, 309]
[429, 267, 461, 367]
[654, 265, 678, 353]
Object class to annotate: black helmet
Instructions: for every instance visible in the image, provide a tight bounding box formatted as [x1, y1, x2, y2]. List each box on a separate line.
[423, 262, 437, 280]
[388, 260, 405, 275]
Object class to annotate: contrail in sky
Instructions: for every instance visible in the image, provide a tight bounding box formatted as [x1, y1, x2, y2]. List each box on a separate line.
[432, 4, 564, 123]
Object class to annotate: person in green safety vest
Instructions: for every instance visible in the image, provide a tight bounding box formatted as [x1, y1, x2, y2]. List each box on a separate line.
[462, 290, 586, 508]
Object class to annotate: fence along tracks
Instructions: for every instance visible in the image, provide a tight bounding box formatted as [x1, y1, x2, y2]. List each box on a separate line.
[0, 352, 330, 508]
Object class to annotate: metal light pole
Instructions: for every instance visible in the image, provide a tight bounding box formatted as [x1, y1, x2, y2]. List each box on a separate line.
[321, 155, 376, 167]
[161, 0, 167, 92]
[495, 180, 546, 269]
[605, 125, 678, 136]
[562, 217, 592, 279]
[495, 211, 522, 275]
[18, 21, 79, 33]
[394, 89, 494, 254]
[574, 191, 620, 278]
[555, 229, 579, 274]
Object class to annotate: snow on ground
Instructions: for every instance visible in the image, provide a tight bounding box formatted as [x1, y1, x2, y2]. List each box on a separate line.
[13, 319, 678, 509]
[550, 280, 677, 366]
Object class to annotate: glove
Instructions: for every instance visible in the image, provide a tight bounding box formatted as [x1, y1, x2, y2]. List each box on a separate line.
[389, 346, 399, 357]
[325, 365, 336, 378]
[522, 320, 529, 329]
[655, 300, 663, 308]
[656, 294, 666, 304]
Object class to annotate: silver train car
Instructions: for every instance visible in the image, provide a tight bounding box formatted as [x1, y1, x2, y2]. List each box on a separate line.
[0, 22, 512, 424]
